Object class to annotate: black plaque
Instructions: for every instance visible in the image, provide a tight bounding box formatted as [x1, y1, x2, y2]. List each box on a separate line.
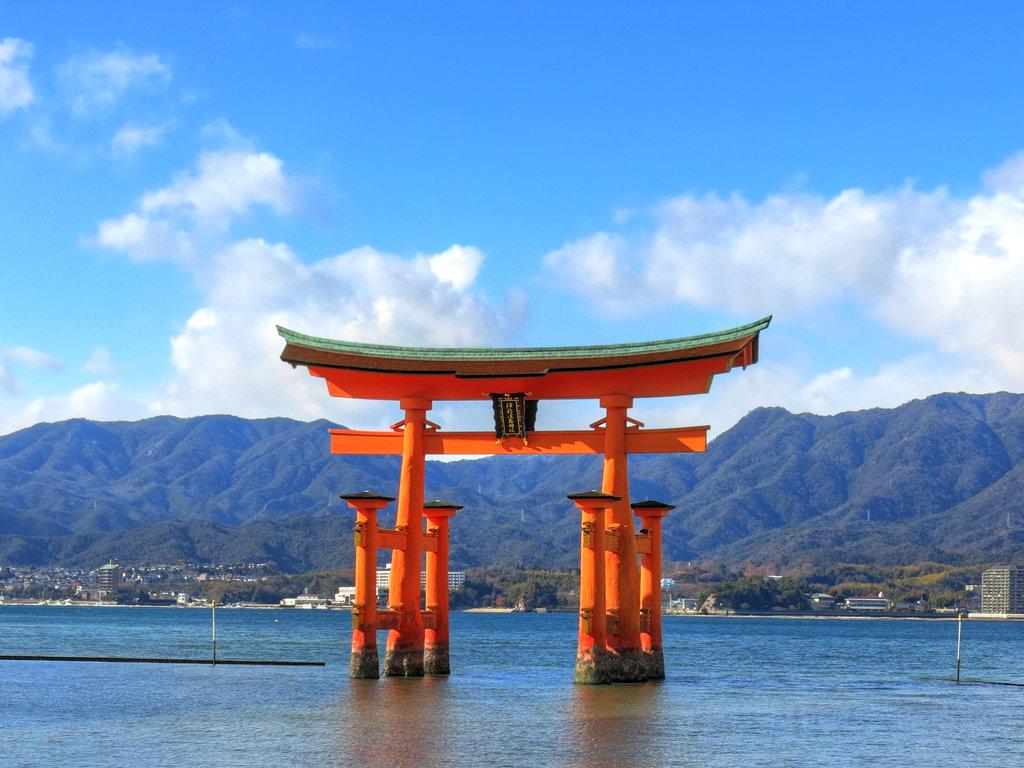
[490, 393, 538, 439]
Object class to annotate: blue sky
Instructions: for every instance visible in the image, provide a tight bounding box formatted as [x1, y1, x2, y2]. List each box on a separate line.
[2, 3, 1024, 435]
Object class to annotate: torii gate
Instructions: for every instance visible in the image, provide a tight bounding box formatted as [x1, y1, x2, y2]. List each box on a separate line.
[278, 316, 770, 684]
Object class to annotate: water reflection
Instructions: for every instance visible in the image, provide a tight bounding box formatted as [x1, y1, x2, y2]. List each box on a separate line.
[334, 677, 455, 768]
[563, 683, 702, 768]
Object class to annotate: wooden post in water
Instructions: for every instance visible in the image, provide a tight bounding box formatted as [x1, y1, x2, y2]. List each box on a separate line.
[956, 612, 963, 684]
[212, 600, 217, 665]
[341, 491, 395, 679]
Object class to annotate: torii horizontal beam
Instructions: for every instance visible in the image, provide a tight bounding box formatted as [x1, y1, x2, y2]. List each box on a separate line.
[328, 426, 708, 456]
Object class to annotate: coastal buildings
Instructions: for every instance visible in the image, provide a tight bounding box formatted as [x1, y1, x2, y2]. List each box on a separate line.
[844, 595, 890, 611]
[981, 566, 1024, 613]
[279, 595, 330, 608]
[669, 597, 697, 612]
[95, 561, 121, 596]
[810, 593, 836, 611]
[375, 563, 465, 593]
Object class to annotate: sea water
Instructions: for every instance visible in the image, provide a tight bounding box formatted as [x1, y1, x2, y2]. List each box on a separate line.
[1, 606, 1022, 767]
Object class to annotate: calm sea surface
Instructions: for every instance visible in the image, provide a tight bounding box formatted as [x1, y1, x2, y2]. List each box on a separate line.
[1, 606, 1022, 767]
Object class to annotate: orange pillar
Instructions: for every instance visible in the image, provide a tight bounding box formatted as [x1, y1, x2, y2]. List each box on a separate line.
[632, 499, 675, 680]
[341, 491, 394, 679]
[423, 500, 461, 675]
[569, 491, 619, 684]
[383, 397, 431, 677]
[599, 395, 645, 681]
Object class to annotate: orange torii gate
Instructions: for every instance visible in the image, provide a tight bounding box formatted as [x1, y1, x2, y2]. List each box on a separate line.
[278, 316, 770, 683]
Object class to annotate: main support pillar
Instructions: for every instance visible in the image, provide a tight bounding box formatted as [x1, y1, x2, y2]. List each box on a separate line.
[423, 500, 461, 675]
[599, 395, 646, 682]
[569, 491, 620, 684]
[341, 491, 395, 679]
[384, 397, 431, 677]
[632, 499, 675, 680]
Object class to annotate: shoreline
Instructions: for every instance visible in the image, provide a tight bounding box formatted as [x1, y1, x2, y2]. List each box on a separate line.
[666, 611, 969, 622]
[4, 601, 1021, 622]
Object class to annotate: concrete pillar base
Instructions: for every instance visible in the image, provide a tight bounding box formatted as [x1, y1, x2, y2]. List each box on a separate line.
[574, 648, 613, 685]
[383, 648, 425, 677]
[643, 647, 665, 681]
[424, 644, 450, 675]
[604, 647, 650, 683]
[349, 648, 380, 679]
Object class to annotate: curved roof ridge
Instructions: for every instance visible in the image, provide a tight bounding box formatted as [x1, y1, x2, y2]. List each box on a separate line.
[277, 316, 771, 362]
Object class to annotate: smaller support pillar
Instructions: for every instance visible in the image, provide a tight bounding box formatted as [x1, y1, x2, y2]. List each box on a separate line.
[632, 499, 675, 681]
[423, 500, 462, 675]
[341, 491, 395, 679]
[568, 491, 620, 685]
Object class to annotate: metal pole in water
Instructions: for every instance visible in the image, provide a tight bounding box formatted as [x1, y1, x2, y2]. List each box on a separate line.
[212, 600, 218, 665]
[956, 612, 963, 684]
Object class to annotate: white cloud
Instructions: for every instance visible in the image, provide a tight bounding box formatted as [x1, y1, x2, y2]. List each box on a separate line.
[141, 150, 294, 220]
[110, 122, 167, 155]
[82, 346, 113, 374]
[4, 346, 61, 370]
[152, 238, 518, 424]
[428, 244, 484, 290]
[0, 345, 62, 393]
[3, 381, 149, 434]
[983, 150, 1024, 192]
[87, 145, 530, 429]
[544, 232, 628, 300]
[545, 188, 954, 316]
[0, 37, 34, 115]
[95, 149, 298, 263]
[96, 212, 195, 263]
[199, 118, 247, 147]
[60, 49, 170, 116]
[544, 153, 1024, 387]
[640, 355, 1003, 439]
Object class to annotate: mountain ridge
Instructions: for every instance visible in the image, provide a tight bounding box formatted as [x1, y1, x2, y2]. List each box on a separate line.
[2, 391, 1023, 571]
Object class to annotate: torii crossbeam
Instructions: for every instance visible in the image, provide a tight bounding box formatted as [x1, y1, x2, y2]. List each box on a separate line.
[278, 315, 770, 683]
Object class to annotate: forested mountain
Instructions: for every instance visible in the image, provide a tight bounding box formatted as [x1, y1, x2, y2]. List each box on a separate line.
[2, 392, 1023, 570]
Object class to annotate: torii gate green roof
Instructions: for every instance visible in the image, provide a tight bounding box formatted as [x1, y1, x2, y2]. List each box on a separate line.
[276, 315, 771, 364]
[278, 316, 770, 399]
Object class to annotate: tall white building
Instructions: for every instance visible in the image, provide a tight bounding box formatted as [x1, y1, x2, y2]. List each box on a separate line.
[982, 566, 1024, 613]
[375, 562, 465, 592]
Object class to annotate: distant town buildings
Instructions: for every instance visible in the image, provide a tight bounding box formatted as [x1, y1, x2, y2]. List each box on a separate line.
[671, 597, 698, 612]
[844, 594, 890, 611]
[279, 595, 330, 608]
[809, 593, 836, 611]
[981, 566, 1024, 613]
[375, 563, 465, 593]
[660, 578, 676, 590]
[95, 561, 121, 596]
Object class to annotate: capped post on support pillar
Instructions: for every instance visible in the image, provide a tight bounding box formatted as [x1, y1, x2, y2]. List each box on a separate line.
[631, 499, 675, 681]
[341, 491, 395, 679]
[423, 500, 462, 676]
[568, 491, 620, 685]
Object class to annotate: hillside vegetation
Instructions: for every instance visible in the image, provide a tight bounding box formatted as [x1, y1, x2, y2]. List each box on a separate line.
[2, 392, 1023, 571]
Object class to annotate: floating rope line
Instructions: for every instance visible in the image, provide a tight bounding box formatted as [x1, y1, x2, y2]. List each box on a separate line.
[0, 654, 324, 666]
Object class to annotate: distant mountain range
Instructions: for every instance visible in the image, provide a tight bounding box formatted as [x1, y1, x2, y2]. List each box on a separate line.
[2, 391, 1023, 571]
